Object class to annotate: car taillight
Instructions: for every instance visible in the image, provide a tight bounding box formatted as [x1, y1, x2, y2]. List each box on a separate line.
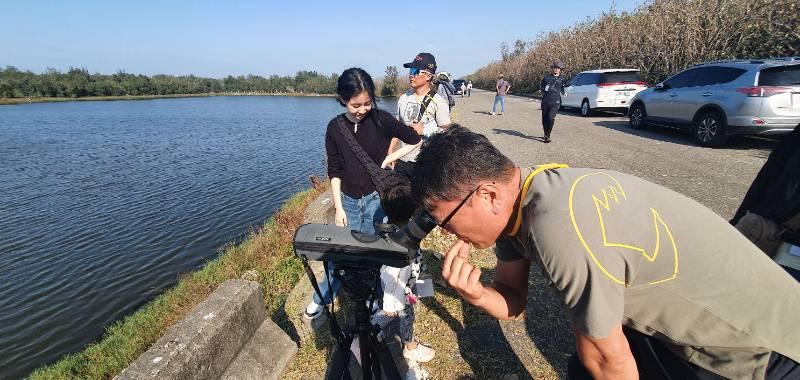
[736, 86, 792, 97]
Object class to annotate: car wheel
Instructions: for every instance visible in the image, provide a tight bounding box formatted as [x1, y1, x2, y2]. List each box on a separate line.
[629, 103, 647, 130]
[694, 111, 728, 147]
[580, 99, 592, 117]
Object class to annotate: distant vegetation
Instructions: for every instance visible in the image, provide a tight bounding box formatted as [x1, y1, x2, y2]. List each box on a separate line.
[0, 66, 340, 98]
[0, 65, 408, 101]
[469, 0, 800, 94]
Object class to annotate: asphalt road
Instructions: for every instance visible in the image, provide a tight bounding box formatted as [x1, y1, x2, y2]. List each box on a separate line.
[455, 89, 778, 219]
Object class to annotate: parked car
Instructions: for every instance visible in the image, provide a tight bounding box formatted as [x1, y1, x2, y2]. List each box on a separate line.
[452, 79, 466, 95]
[629, 57, 800, 147]
[562, 69, 647, 116]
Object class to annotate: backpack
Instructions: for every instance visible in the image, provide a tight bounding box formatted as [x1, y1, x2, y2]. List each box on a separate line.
[433, 79, 457, 109]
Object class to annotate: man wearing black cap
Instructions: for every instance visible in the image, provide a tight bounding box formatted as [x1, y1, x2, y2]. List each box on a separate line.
[390, 52, 451, 179]
[539, 60, 568, 143]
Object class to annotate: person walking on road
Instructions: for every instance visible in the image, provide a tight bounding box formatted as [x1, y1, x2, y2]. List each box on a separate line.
[460, 82, 466, 97]
[540, 60, 568, 143]
[490, 74, 511, 115]
[466, 80, 472, 97]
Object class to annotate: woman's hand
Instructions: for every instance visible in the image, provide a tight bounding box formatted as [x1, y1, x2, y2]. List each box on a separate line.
[380, 158, 392, 169]
[334, 207, 347, 227]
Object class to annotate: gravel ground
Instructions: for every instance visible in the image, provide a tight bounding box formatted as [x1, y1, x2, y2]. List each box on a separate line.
[457, 89, 776, 218]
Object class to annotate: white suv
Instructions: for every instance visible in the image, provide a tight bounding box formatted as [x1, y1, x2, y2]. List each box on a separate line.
[562, 69, 647, 116]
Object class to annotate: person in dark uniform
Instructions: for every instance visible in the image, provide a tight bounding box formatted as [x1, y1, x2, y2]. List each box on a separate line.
[539, 60, 568, 143]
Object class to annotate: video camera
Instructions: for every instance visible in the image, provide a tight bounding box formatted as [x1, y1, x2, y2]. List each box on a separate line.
[292, 209, 438, 268]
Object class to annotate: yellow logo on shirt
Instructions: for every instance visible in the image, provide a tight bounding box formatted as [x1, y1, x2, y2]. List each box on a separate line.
[568, 172, 679, 286]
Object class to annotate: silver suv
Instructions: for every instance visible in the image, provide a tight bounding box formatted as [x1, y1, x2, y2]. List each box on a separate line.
[628, 58, 800, 146]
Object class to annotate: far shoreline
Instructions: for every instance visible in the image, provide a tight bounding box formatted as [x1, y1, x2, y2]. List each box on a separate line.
[0, 92, 343, 106]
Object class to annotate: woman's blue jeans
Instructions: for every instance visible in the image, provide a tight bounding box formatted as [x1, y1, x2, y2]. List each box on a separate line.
[312, 191, 385, 305]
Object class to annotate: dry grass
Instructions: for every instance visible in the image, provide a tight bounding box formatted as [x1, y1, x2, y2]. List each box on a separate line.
[29, 183, 327, 379]
[469, 0, 800, 94]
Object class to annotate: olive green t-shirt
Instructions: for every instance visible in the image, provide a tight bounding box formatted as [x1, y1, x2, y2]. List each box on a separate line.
[496, 167, 800, 379]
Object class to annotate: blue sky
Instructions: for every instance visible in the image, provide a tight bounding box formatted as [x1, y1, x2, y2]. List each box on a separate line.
[1, 1, 642, 79]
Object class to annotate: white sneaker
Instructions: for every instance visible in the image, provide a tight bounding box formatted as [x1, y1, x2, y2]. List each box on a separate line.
[303, 302, 324, 320]
[489, 112, 496, 115]
[403, 343, 435, 363]
[405, 361, 431, 380]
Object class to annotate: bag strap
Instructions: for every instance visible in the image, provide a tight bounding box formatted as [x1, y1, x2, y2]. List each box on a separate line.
[416, 89, 438, 122]
[336, 115, 398, 191]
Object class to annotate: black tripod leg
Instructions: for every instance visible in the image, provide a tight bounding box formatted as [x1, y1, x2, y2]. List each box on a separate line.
[326, 334, 354, 380]
[358, 329, 375, 380]
[367, 326, 401, 380]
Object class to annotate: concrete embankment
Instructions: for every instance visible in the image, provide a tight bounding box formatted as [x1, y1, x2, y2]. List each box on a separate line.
[115, 188, 335, 380]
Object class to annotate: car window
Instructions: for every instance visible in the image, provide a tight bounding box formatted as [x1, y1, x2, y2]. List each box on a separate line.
[585, 73, 602, 85]
[691, 66, 747, 87]
[664, 68, 698, 89]
[569, 74, 582, 86]
[759, 65, 800, 86]
[601, 71, 642, 84]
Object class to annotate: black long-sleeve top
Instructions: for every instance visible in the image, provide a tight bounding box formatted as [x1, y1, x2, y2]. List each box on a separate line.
[540, 74, 568, 104]
[326, 109, 421, 197]
[731, 124, 800, 245]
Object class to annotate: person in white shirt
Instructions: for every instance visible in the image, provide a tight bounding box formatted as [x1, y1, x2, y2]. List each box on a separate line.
[389, 52, 451, 179]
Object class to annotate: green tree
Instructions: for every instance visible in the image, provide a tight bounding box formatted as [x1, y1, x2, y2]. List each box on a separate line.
[381, 66, 400, 96]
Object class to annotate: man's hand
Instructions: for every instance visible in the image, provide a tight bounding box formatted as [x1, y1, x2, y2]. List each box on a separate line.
[441, 240, 485, 303]
[410, 122, 424, 135]
[334, 206, 347, 227]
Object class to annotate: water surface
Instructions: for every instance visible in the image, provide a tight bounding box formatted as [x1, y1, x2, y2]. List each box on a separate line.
[0, 96, 397, 378]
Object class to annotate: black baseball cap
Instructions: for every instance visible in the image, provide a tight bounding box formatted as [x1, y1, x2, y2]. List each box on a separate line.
[403, 52, 437, 73]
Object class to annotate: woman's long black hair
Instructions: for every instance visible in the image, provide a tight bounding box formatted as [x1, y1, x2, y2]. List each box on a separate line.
[336, 67, 377, 107]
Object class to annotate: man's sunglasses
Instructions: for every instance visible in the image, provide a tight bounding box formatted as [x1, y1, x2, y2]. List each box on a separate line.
[437, 183, 493, 228]
[409, 67, 430, 76]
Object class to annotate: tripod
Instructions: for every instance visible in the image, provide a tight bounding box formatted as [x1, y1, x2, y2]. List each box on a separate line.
[301, 258, 401, 380]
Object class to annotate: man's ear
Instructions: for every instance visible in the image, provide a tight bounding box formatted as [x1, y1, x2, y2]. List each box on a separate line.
[479, 183, 504, 215]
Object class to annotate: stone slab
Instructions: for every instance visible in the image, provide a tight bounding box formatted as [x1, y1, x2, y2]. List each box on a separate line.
[116, 280, 265, 380]
[221, 318, 298, 380]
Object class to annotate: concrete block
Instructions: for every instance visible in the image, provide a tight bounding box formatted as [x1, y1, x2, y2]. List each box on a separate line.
[116, 280, 265, 380]
[221, 318, 298, 380]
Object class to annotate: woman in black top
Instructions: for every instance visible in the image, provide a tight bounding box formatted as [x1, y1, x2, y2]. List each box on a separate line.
[305, 68, 421, 319]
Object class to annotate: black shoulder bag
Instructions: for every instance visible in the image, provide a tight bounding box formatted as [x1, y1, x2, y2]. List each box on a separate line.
[336, 114, 407, 194]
